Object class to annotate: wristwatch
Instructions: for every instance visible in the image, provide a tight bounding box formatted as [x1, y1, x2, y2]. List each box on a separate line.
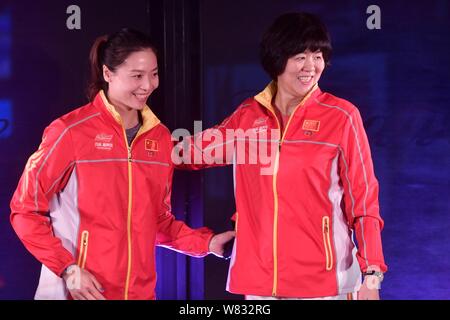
[362, 270, 384, 289]
[362, 270, 384, 282]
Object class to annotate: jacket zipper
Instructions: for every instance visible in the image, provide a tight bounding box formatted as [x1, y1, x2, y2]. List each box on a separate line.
[77, 230, 89, 269]
[265, 108, 281, 297]
[123, 124, 146, 300]
[322, 216, 334, 271]
[267, 99, 309, 296]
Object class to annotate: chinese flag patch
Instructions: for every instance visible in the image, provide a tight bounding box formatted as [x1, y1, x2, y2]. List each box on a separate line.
[302, 120, 320, 132]
[145, 139, 159, 152]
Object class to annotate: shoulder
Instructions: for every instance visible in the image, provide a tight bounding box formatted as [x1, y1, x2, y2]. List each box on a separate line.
[156, 123, 173, 140]
[230, 97, 256, 116]
[315, 91, 360, 116]
[233, 97, 262, 119]
[41, 103, 95, 139]
[213, 97, 257, 129]
[51, 102, 101, 131]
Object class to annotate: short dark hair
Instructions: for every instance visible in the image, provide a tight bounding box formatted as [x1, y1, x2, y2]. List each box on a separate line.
[259, 12, 332, 80]
[87, 28, 158, 101]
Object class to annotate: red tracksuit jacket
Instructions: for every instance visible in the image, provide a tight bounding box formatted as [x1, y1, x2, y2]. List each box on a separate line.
[10, 91, 213, 300]
[176, 82, 387, 298]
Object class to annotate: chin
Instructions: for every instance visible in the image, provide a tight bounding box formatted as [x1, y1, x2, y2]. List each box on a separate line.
[294, 89, 309, 98]
[129, 102, 146, 110]
[296, 86, 313, 96]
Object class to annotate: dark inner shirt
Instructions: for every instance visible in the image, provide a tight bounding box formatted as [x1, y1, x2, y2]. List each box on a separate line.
[125, 112, 143, 146]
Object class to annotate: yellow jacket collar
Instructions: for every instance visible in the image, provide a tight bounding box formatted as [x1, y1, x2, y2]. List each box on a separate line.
[99, 90, 160, 132]
[254, 81, 319, 113]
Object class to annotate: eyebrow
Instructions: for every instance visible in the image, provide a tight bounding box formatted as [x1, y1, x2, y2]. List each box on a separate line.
[129, 67, 158, 73]
[293, 51, 322, 56]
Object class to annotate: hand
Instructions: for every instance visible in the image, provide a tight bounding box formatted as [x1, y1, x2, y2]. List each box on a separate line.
[357, 277, 380, 300]
[63, 265, 106, 300]
[208, 231, 235, 258]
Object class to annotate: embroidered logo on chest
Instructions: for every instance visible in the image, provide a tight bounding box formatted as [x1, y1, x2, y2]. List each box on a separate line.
[252, 117, 269, 133]
[252, 116, 268, 127]
[94, 133, 114, 151]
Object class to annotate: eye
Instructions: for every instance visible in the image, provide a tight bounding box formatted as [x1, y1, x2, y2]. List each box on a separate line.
[314, 55, 323, 60]
[152, 72, 159, 77]
[133, 74, 143, 79]
[294, 55, 305, 61]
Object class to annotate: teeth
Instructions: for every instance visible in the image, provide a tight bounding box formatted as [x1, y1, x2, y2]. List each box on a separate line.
[298, 76, 312, 82]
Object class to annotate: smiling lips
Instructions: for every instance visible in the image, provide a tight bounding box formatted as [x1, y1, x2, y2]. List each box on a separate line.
[133, 93, 150, 102]
[298, 75, 314, 84]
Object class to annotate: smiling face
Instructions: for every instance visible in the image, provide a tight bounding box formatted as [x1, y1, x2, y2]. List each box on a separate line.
[276, 49, 325, 100]
[103, 49, 159, 112]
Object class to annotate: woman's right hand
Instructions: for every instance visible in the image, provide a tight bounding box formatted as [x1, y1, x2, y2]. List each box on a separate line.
[62, 265, 106, 300]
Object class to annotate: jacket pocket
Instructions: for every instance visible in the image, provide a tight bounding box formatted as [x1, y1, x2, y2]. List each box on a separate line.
[322, 216, 333, 271]
[77, 230, 89, 269]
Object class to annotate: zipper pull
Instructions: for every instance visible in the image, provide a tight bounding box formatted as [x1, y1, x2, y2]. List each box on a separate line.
[278, 126, 282, 151]
[81, 231, 88, 247]
[324, 218, 329, 233]
[128, 146, 132, 161]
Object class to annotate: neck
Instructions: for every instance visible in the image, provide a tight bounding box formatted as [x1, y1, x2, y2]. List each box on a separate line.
[273, 87, 304, 116]
[107, 95, 140, 129]
[118, 109, 139, 129]
[273, 83, 317, 116]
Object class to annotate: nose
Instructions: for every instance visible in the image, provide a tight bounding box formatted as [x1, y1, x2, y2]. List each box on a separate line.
[141, 75, 158, 92]
[302, 55, 315, 72]
[151, 76, 159, 90]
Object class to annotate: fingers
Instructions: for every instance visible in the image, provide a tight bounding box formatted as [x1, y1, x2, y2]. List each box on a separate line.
[89, 287, 106, 300]
[70, 286, 106, 300]
[71, 288, 100, 300]
[84, 273, 106, 300]
[356, 287, 380, 300]
[90, 275, 106, 300]
[71, 292, 87, 300]
[83, 290, 98, 301]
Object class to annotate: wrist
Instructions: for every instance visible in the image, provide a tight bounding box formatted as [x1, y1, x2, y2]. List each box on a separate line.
[62, 264, 78, 279]
[207, 234, 216, 253]
[365, 265, 381, 272]
[62, 264, 81, 290]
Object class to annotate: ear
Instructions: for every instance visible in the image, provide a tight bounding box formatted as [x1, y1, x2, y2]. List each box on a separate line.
[103, 65, 112, 82]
